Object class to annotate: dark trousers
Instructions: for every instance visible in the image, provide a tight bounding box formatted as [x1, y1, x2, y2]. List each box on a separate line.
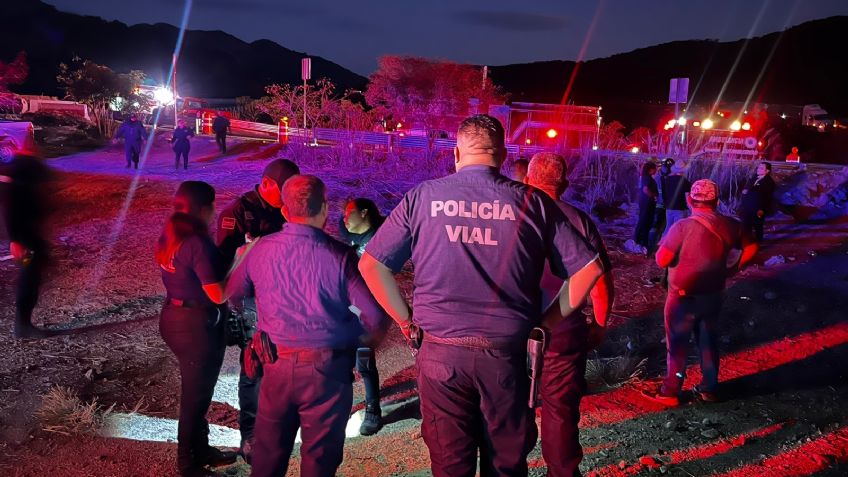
[238, 348, 260, 443]
[252, 348, 354, 477]
[174, 148, 189, 169]
[125, 145, 140, 168]
[649, 207, 667, 249]
[540, 322, 588, 477]
[215, 132, 227, 153]
[15, 242, 48, 331]
[160, 306, 226, 471]
[417, 342, 536, 477]
[741, 212, 765, 242]
[356, 347, 380, 406]
[633, 200, 656, 248]
[661, 292, 722, 396]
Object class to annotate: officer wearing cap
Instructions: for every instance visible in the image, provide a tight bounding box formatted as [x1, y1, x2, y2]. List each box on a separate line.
[359, 114, 604, 477]
[646, 179, 757, 406]
[215, 158, 299, 459]
[224, 175, 389, 477]
[526, 152, 614, 477]
[113, 113, 146, 169]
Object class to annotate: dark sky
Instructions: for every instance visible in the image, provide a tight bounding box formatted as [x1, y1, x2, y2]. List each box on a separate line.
[46, 0, 848, 75]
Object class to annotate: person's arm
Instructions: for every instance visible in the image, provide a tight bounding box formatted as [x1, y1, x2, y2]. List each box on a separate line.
[358, 252, 413, 337]
[344, 252, 389, 344]
[215, 201, 245, 265]
[587, 270, 614, 349]
[655, 245, 676, 268]
[186, 236, 230, 304]
[541, 257, 603, 329]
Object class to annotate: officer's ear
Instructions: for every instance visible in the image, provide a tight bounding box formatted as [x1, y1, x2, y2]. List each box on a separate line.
[281, 204, 290, 221]
[454, 146, 461, 165]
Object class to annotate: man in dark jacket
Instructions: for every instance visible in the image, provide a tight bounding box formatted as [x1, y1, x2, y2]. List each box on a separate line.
[1, 153, 52, 338]
[215, 158, 300, 462]
[114, 114, 146, 169]
[212, 113, 230, 154]
[740, 162, 776, 242]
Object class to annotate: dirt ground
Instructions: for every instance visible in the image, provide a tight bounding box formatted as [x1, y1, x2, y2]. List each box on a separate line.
[1, 135, 846, 476]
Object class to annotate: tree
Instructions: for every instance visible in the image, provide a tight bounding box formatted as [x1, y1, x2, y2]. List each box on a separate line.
[365, 56, 506, 135]
[0, 51, 28, 112]
[56, 58, 152, 137]
[259, 78, 371, 130]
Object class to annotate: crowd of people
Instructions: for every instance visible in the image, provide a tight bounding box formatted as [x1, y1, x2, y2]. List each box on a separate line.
[2, 113, 776, 477]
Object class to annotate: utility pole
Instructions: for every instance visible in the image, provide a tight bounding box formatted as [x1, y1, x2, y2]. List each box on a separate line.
[172, 53, 178, 128]
[302, 57, 311, 141]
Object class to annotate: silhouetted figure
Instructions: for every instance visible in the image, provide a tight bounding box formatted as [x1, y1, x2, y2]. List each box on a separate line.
[1, 153, 52, 339]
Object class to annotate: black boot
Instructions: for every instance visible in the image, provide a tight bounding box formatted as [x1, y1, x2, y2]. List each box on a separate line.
[197, 447, 238, 467]
[359, 403, 382, 436]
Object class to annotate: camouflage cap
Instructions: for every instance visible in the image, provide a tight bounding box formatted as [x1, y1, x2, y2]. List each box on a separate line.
[690, 179, 718, 201]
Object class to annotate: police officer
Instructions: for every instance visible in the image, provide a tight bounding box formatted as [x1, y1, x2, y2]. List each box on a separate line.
[215, 158, 299, 460]
[224, 175, 388, 477]
[360, 114, 604, 477]
[155, 181, 237, 477]
[526, 152, 615, 477]
[1, 153, 53, 339]
[171, 119, 195, 170]
[212, 112, 230, 154]
[339, 198, 386, 435]
[113, 113, 146, 169]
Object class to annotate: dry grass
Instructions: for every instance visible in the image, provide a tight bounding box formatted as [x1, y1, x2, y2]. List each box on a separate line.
[585, 353, 647, 389]
[37, 386, 115, 436]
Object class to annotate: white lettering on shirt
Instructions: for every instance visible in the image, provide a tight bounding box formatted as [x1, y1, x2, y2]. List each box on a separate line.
[430, 200, 516, 221]
[445, 225, 499, 246]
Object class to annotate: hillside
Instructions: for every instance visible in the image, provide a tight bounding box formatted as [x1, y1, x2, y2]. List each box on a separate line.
[0, 0, 367, 99]
[489, 16, 848, 126]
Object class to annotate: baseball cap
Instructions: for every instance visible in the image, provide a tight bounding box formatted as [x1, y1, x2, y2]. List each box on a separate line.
[690, 179, 718, 201]
[262, 159, 300, 188]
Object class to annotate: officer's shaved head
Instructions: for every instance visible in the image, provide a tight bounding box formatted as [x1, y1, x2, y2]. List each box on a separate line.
[282, 175, 327, 219]
[526, 152, 568, 195]
[455, 115, 506, 169]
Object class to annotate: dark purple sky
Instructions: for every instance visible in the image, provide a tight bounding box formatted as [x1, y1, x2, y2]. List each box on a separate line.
[46, 0, 848, 75]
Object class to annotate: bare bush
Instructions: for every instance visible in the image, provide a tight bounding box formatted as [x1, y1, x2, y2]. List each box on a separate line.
[585, 353, 647, 389]
[567, 153, 640, 217]
[38, 386, 114, 435]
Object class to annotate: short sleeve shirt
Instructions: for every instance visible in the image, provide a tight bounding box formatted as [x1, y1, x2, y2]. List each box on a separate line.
[365, 165, 598, 343]
[660, 210, 743, 295]
[160, 235, 225, 305]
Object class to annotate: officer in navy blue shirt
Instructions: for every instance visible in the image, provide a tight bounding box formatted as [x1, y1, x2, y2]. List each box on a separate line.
[225, 175, 389, 477]
[113, 114, 146, 169]
[156, 181, 237, 476]
[171, 119, 195, 170]
[360, 115, 604, 477]
[526, 152, 615, 477]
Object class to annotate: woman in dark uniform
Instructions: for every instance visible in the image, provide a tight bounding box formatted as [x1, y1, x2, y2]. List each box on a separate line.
[339, 198, 385, 435]
[155, 181, 236, 476]
[171, 119, 195, 170]
[633, 161, 658, 254]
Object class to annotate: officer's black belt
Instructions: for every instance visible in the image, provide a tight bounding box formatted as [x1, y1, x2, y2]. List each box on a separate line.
[423, 333, 518, 351]
[167, 298, 211, 308]
[274, 345, 353, 361]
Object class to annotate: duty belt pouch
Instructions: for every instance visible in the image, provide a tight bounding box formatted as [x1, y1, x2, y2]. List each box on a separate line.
[243, 330, 278, 380]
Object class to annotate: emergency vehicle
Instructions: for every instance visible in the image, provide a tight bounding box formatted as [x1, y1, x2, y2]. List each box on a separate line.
[661, 109, 764, 159]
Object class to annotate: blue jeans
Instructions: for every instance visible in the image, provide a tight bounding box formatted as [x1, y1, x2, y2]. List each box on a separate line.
[356, 347, 380, 406]
[663, 209, 689, 237]
[661, 292, 722, 396]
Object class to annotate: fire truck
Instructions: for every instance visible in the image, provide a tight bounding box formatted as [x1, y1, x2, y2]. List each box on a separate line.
[660, 108, 766, 159]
